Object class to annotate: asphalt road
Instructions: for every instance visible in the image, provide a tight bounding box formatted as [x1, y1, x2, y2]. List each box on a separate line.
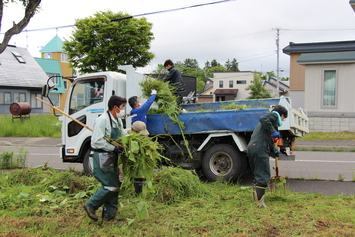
[1, 137, 355, 196]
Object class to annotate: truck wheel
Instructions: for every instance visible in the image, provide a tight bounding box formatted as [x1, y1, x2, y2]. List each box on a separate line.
[83, 149, 93, 176]
[202, 144, 246, 182]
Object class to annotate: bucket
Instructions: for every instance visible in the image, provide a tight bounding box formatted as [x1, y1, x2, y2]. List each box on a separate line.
[133, 178, 145, 195]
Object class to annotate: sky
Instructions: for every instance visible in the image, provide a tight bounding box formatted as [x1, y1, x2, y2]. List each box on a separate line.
[1, 0, 355, 78]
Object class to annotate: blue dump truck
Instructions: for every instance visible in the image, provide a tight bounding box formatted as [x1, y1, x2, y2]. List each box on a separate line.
[147, 96, 309, 182]
[41, 69, 308, 180]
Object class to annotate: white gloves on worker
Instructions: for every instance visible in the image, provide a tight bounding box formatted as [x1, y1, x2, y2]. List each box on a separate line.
[151, 89, 157, 95]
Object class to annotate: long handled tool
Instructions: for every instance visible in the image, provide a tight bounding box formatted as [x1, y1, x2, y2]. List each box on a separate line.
[36, 97, 121, 147]
[269, 138, 286, 193]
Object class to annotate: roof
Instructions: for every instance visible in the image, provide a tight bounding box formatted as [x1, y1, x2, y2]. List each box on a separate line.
[40, 35, 65, 53]
[283, 40, 355, 54]
[34, 57, 62, 74]
[0, 45, 48, 88]
[297, 51, 355, 64]
[214, 89, 238, 95]
[203, 78, 214, 91]
[263, 77, 289, 93]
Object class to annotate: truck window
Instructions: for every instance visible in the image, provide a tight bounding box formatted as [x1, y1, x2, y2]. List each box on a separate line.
[69, 78, 105, 115]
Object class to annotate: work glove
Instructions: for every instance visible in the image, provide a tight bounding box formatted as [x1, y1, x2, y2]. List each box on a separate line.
[113, 146, 122, 154]
[271, 131, 280, 138]
[274, 148, 280, 157]
[151, 89, 157, 95]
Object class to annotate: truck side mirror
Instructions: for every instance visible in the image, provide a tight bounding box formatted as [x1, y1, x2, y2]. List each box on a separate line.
[41, 85, 49, 98]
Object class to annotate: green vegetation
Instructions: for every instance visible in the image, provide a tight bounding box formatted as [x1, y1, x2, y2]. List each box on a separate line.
[0, 148, 28, 169]
[0, 167, 354, 236]
[298, 131, 355, 140]
[117, 132, 166, 192]
[63, 10, 154, 74]
[0, 114, 61, 137]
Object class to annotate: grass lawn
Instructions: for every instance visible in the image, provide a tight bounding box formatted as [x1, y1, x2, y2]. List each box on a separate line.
[0, 167, 354, 236]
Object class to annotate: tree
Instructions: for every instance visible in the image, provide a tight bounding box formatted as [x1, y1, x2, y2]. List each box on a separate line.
[246, 71, 272, 99]
[225, 58, 239, 71]
[0, 0, 42, 54]
[210, 59, 221, 67]
[63, 11, 155, 73]
[182, 58, 199, 69]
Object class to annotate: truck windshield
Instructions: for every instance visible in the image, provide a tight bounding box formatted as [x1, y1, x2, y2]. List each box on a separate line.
[69, 78, 105, 115]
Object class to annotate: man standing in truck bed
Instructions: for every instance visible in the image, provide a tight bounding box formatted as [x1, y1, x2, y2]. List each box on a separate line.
[247, 105, 288, 208]
[163, 59, 184, 106]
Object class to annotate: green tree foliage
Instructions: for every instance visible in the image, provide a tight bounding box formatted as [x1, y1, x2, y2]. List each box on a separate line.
[182, 58, 199, 69]
[63, 11, 155, 73]
[225, 58, 240, 71]
[210, 59, 221, 67]
[152, 64, 166, 75]
[0, 0, 42, 54]
[246, 71, 272, 99]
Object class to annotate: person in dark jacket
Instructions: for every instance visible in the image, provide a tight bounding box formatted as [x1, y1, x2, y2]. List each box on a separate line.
[163, 59, 184, 106]
[247, 105, 288, 208]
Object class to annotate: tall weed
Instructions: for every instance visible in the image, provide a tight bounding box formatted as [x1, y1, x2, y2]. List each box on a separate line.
[0, 114, 61, 137]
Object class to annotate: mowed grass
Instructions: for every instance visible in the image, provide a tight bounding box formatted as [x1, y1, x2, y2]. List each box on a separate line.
[0, 167, 354, 236]
[0, 114, 61, 137]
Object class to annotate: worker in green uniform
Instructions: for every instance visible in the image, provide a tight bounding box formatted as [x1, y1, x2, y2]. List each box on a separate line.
[83, 95, 127, 221]
[247, 105, 288, 208]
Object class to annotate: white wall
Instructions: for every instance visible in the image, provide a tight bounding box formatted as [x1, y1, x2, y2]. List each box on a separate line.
[213, 72, 254, 100]
[303, 62, 355, 132]
[304, 63, 355, 114]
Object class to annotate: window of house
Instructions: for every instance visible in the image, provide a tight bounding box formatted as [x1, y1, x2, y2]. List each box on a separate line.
[4, 92, 11, 104]
[322, 70, 337, 107]
[44, 53, 52, 59]
[237, 80, 247, 84]
[14, 92, 26, 102]
[64, 80, 68, 90]
[219, 81, 223, 88]
[12, 51, 26, 63]
[47, 73, 60, 85]
[229, 80, 233, 88]
[31, 93, 42, 108]
[49, 93, 60, 107]
[61, 53, 69, 63]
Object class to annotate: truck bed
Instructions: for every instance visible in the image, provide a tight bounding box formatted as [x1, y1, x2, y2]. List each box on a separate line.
[146, 108, 269, 135]
[146, 97, 309, 137]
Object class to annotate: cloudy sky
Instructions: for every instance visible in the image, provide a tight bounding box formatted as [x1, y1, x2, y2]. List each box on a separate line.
[2, 0, 355, 77]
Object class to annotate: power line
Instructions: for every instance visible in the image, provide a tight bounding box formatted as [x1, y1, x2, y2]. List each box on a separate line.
[1, 0, 237, 35]
[111, 0, 237, 21]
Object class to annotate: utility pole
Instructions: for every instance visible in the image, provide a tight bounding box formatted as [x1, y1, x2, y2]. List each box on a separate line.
[275, 28, 280, 97]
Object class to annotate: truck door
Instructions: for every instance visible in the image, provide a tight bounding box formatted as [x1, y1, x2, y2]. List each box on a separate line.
[62, 76, 107, 162]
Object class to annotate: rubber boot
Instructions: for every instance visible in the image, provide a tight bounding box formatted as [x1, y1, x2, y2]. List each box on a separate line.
[255, 186, 268, 208]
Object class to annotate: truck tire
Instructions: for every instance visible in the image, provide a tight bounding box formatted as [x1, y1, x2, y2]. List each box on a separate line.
[83, 149, 93, 176]
[202, 144, 246, 182]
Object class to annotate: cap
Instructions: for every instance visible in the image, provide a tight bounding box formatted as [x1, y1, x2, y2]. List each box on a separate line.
[131, 121, 149, 135]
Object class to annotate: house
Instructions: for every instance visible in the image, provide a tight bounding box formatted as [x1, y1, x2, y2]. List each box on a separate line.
[0, 45, 49, 114]
[212, 71, 254, 101]
[283, 40, 355, 132]
[263, 77, 290, 97]
[196, 78, 214, 103]
[35, 35, 73, 112]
